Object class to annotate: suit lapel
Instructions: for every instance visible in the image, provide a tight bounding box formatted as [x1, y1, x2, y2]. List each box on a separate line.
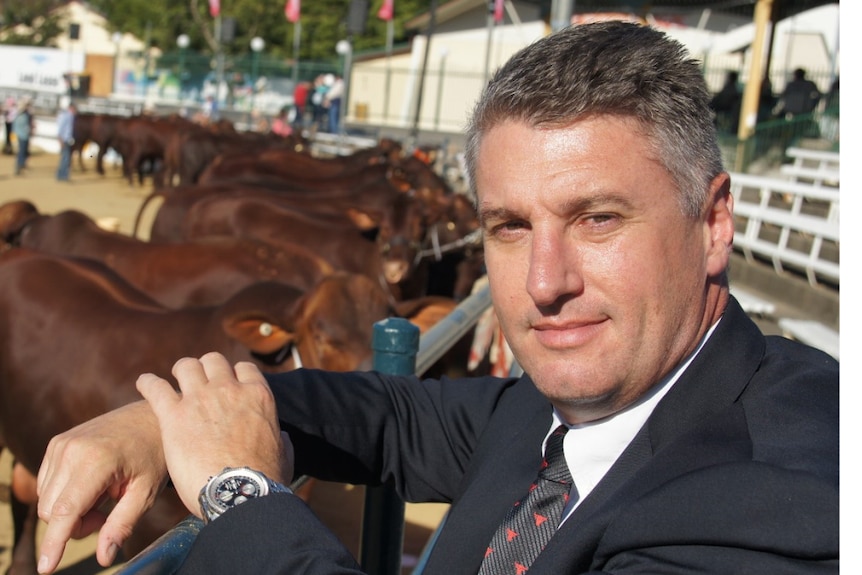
[423, 380, 553, 574]
[530, 298, 767, 572]
[425, 298, 766, 574]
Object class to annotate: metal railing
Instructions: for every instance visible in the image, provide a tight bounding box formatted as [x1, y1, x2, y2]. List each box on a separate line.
[116, 282, 493, 575]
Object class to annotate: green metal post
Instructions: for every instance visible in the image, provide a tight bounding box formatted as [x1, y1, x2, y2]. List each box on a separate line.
[360, 317, 419, 575]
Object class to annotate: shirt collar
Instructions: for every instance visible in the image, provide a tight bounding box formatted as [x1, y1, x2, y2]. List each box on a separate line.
[548, 317, 722, 516]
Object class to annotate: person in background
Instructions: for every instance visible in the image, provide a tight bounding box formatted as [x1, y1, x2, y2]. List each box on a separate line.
[310, 74, 330, 131]
[757, 76, 778, 123]
[3, 96, 16, 155]
[777, 67, 821, 119]
[323, 74, 344, 134]
[292, 80, 310, 131]
[776, 68, 823, 140]
[819, 76, 839, 143]
[249, 109, 270, 133]
[823, 76, 839, 114]
[55, 101, 77, 182]
[200, 95, 219, 124]
[708, 70, 742, 133]
[12, 99, 33, 176]
[35, 22, 838, 575]
[270, 106, 292, 137]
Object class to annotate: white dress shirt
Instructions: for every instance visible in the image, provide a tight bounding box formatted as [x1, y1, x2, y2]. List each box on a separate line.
[542, 319, 721, 523]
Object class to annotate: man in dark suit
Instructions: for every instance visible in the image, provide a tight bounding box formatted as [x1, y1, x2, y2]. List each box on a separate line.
[36, 21, 838, 575]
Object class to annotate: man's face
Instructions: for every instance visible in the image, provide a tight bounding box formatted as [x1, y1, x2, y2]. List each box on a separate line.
[475, 116, 731, 424]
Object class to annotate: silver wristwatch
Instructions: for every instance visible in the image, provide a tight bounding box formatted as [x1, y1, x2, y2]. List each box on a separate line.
[198, 467, 293, 524]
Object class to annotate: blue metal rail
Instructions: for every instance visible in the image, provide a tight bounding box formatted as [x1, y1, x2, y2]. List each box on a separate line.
[116, 282, 493, 574]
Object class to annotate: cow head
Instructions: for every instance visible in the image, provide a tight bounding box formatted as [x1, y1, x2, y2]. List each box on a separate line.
[218, 275, 392, 373]
[0, 200, 40, 246]
[219, 273, 462, 375]
[290, 272, 394, 371]
[345, 193, 428, 286]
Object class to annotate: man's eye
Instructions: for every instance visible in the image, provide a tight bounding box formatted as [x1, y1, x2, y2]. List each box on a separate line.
[583, 213, 617, 226]
[489, 220, 527, 235]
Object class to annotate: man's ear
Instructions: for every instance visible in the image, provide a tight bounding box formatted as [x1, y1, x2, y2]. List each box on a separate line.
[703, 172, 734, 277]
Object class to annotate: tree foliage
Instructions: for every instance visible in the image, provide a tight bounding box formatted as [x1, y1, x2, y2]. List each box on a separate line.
[0, 0, 65, 46]
[82, 0, 430, 62]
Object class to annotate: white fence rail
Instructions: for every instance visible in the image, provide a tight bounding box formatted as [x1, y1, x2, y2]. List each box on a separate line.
[729, 172, 839, 288]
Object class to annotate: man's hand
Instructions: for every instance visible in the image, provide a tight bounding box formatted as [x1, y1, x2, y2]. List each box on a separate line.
[36, 400, 168, 574]
[136, 352, 293, 520]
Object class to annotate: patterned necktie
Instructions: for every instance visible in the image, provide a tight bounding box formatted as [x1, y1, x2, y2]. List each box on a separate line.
[478, 425, 572, 575]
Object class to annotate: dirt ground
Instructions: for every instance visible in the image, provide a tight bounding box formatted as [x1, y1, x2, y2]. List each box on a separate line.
[0, 149, 448, 574]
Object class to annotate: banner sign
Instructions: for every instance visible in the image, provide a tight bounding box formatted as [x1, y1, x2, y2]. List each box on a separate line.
[0, 46, 86, 94]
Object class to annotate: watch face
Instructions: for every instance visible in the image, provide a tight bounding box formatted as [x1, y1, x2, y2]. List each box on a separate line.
[206, 468, 269, 515]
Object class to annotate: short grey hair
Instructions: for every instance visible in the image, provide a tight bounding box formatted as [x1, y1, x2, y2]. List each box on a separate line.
[464, 21, 724, 219]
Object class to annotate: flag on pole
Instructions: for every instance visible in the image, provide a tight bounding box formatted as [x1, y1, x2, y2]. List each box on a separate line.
[493, 0, 504, 23]
[285, 0, 300, 22]
[377, 0, 393, 21]
[208, 0, 220, 17]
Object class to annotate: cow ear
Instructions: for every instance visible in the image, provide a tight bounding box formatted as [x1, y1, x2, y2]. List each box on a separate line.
[222, 317, 295, 354]
[395, 296, 458, 334]
[345, 207, 381, 231]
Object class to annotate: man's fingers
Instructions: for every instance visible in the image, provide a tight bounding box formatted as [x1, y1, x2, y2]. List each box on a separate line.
[136, 373, 181, 414]
[37, 500, 103, 573]
[169, 356, 209, 392]
[37, 517, 74, 573]
[199, 351, 238, 382]
[235, 360, 268, 386]
[93, 485, 157, 568]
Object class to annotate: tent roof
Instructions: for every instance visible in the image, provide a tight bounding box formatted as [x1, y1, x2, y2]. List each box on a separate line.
[553, 1, 836, 22]
[408, 0, 838, 30]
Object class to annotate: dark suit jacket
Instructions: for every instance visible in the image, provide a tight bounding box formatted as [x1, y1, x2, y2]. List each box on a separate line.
[178, 298, 838, 573]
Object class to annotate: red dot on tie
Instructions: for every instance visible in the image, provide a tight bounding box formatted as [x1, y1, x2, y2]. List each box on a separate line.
[515, 562, 529, 575]
[534, 513, 548, 526]
[506, 528, 518, 541]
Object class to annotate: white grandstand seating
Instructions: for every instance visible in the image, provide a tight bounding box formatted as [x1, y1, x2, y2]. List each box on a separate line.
[729, 172, 839, 288]
[778, 318, 839, 360]
[730, 151, 840, 362]
[729, 286, 776, 316]
[778, 163, 839, 187]
[785, 146, 840, 172]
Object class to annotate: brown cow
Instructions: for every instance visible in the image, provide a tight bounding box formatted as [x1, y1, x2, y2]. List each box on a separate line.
[112, 115, 198, 187]
[195, 137, 403, 185]
[178, 189, 430, 288]
[0, 199, 39, 247]
[408, 192, 484, 301]
[10, 208, 335, 308]
[135, 178, 429, 291]
[0, 248, 454, 574]
[134, 160, 419, 241]
[181, 196, 390, 280]
[162, 125, 309, 187]
[69, 112, 126, 174]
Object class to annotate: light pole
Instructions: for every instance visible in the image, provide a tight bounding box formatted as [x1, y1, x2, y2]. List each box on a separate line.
[111, 32, 122, 96]
[335, 39, 352, 136]
[176, 34, 190, 102]
[434, 46, 448, 131]
[250, 36, 265, 114]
